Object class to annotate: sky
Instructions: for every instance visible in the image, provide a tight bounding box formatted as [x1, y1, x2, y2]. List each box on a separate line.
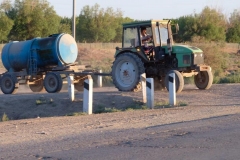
[45, 0, 240, 20]
[0, 0, 239, 20]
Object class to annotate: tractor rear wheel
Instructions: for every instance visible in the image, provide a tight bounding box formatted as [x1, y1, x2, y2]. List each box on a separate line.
[111, 53, 145, 92]
[194, 70, 213, 90]
[164, 70, 184, 93]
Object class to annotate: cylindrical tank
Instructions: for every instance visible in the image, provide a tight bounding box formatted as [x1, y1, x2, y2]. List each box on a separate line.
[1, 33, 78, 72]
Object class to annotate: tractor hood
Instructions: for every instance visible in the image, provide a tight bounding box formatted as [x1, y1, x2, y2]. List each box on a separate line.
[171, 44, 203, 54]
[165, 45, 203, 54]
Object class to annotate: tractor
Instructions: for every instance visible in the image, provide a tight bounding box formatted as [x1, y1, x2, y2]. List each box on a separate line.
[111, 20, 213, 93]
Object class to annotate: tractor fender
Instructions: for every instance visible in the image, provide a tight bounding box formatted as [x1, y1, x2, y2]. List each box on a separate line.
[115, 50, 149, 62]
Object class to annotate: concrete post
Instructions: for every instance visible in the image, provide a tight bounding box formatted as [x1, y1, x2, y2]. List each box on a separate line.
[146, 78, 154, 109]
[169, 72, 176, 106]
[141, 73, 147, 103]
[97, 69, 102, 87]
[68, 75, 75, 101]
[83, 75, 93, 114]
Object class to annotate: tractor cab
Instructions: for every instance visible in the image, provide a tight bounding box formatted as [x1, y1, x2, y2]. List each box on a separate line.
[121, 20, 173, 61]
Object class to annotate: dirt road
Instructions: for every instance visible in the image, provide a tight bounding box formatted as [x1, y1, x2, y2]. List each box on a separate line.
[0, 84, 240, 159]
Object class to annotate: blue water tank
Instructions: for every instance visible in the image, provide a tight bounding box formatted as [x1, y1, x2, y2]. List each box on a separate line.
[1, 33, 78, 72]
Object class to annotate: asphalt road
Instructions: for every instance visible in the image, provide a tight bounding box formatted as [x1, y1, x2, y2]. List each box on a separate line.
[1, 113, 240, 160]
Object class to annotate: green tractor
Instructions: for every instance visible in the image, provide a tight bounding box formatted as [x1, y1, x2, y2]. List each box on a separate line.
[111, 20, 213, 93]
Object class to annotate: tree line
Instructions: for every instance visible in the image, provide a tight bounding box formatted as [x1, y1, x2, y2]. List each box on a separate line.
[0, 0, 240, 43]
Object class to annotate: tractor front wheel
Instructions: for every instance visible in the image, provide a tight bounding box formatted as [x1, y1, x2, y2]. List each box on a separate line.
[194, 70, 213, 90]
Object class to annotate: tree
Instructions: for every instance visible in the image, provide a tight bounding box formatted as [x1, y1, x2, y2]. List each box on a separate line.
[226, 9, 240, 43]
[8, 0, 60, 40]
[0, 12, 13, 42]
[0, 0, 14, 42]
[58, 17, 72, 34]
[76, 4, 130, 43]
[175, 7, 227, 42]
[198, 7, 227, 42]
[175, 15, 199, 42]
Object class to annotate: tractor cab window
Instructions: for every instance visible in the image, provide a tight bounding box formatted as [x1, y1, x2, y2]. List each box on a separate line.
[123, 28, 138, 48]
[160, 26, 168, 45]
[154, 27, 160, 45]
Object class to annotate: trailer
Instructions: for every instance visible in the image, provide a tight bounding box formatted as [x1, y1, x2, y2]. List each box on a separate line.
[0, 33, 110, 94]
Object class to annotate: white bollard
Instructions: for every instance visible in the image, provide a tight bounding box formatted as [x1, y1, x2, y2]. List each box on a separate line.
[68, 75, 75, 101]
[141, 73, 147, 103]
[169, 72, 176, 106]
[83, 75, 93, 115]
[97, 69, 102, 87]
[146, 78, 154, 109]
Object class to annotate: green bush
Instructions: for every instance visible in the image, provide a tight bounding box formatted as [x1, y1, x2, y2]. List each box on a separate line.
[189, 38, 228, 75]
[94, 106, 122, 113]
[218, 72, 240, 83]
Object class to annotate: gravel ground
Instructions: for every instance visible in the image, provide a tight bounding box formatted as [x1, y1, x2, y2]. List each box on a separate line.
[0, 83, 240, 146]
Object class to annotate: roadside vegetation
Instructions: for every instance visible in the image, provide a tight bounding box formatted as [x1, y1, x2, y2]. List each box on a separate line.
[1, 113, 9, 122]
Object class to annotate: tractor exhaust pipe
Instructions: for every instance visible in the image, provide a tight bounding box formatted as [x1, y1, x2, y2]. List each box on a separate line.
[167, 20, 172, 56]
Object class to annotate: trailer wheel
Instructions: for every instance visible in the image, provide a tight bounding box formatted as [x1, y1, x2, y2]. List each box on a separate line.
[44, 72, 63, 93]
[194, 70, 213, 90]
[29, 76, 44, 92]
[111, 53, 145, 92]
[164, 70, 184, 93]
[1, 74, 19, 94]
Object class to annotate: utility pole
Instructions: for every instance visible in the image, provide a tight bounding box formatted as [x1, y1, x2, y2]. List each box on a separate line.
[72, 0, 76, 39]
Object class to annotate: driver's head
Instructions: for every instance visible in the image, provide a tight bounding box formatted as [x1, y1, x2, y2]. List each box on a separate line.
[141, 27, 147, 35]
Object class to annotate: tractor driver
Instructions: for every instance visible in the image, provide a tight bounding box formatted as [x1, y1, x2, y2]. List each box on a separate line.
[140, 27, 154, 60]
[140, 27, 152, 45]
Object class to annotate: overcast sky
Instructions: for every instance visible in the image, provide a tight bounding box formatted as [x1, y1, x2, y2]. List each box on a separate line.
[1, 0, 240, 20]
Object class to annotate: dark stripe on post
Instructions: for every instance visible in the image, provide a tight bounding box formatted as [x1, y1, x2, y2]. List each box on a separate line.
[84, 82, 89, 91]
[147, 81, 151, 89]
[169, 76, 174, 83]
[141, 76, 146, 82]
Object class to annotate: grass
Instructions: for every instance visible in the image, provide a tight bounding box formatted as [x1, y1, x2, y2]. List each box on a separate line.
[154, 100, 188, 109]
[66, 112, 87, 116]
[36, 96, 54, 105]
[218, 72, 240, 83]
[94, 100, 148, 114]
[124, 100, 148, 111]
[94, 106, 122, 113]
[1, 113, 9, 122]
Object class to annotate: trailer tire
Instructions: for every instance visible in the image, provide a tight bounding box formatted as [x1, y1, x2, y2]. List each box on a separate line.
[29, 76, 44, 92]
[44, 72, 63, 93]
[0, 74, 19, 94]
